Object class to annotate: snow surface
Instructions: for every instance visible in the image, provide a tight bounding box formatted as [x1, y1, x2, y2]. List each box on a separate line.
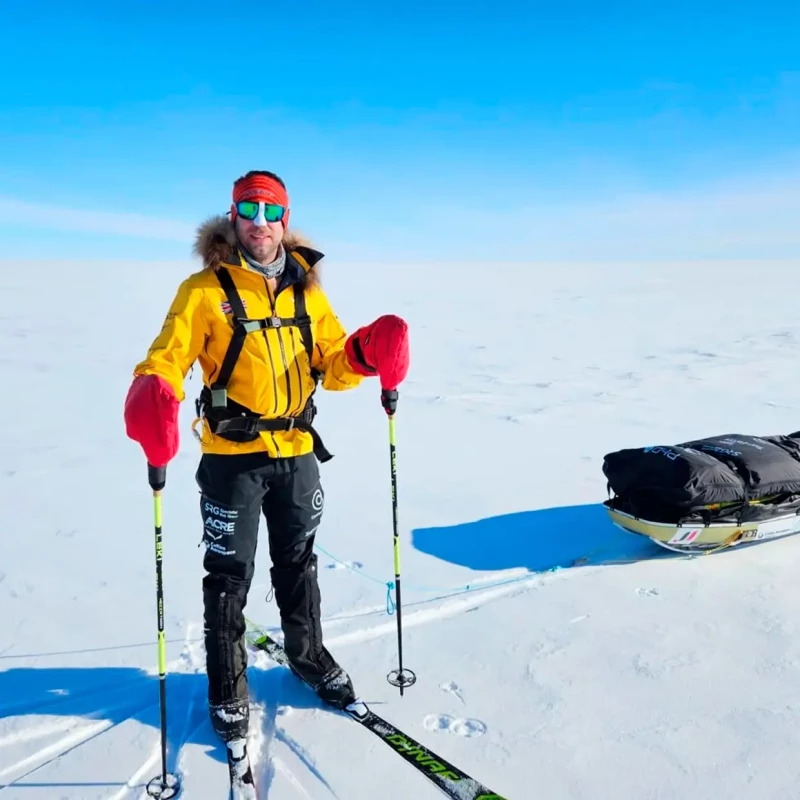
[3, 256, 800, 799]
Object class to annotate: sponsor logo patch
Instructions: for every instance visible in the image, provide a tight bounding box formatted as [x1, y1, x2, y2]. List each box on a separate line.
[221, 299, 247, 315]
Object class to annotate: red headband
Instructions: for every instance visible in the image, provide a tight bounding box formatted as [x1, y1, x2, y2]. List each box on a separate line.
[231, 174, 291, 227]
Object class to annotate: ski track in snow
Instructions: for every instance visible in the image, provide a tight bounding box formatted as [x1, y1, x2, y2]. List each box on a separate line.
[0, 672, 151, 720]
[324, 571, 545, 650]
[106, 745, 165, 800]
[322, 567, 534, 613]
[0, 698, 159, 793]
[271, 724, 341, 798]
[237, 572, 548, 795]
[270, 758, 315, 799]
[0, 625, 205, 799]
[0, 564, 554, 797]
[0, 499, 675, 799]
[244, 681, 340, 800]
[167, 622, 347, 798]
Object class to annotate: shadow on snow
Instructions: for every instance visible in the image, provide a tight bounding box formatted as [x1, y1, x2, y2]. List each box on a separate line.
[0, 659, 323, 794]
[0, 503, 669, 793]
[411, 501, 669, 573]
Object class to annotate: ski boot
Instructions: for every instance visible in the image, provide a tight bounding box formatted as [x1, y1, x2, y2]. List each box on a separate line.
[209, 698, 249, 742]
[307, 661, 357, 710]
[285, 645, 356, 709]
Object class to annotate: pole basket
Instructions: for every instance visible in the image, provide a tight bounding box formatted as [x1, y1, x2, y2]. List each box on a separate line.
[146, 773, 180, 799]
[387, 667, 417, 691]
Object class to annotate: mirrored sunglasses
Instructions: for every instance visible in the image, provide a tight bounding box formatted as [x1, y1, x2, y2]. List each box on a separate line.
[235, 200, 286, 223]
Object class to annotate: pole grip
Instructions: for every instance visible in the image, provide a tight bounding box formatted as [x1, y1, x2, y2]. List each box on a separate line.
[381, 388, 398, 415]
[148, 463, 167, 492]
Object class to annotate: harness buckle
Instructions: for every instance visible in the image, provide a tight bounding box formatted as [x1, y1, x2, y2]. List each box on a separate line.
[241, 418, 260, 436]
[210, 387, 228, 408]
[271, 316, 282, 328]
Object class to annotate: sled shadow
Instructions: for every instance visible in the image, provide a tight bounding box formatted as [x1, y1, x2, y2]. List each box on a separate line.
[412, 502, 667, 574]
[0, 658, 321, 792]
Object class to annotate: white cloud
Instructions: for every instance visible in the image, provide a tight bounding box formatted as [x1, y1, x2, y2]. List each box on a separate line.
[2, 155, 799, 261]
[424, 159, 800, 261]
[0, 197, 196, 242]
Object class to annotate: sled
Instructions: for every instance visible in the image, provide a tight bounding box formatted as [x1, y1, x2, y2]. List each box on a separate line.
[605, 503, 800, 554]
[602, 432, 800, 555]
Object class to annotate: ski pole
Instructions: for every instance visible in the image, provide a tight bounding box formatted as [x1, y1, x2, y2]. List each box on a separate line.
[381, 389, 416, 696]
[146, 463, 181, 800]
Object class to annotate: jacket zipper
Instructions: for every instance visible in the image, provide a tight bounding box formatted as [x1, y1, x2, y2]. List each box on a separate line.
[259, 325, 281, 416]
[265, 277, 293, 417]
[288, 326, 305, 416]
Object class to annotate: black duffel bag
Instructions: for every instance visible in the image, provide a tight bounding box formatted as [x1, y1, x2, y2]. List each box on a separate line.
[603, 432, 800, 523]
[603, 443, 746, 522]
[678, 434, 800, 501]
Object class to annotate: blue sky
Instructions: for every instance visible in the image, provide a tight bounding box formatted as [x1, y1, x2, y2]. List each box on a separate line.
[1, 1, 798, 261]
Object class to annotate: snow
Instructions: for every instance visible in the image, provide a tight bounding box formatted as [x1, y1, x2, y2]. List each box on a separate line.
[3, 256, 800, 798]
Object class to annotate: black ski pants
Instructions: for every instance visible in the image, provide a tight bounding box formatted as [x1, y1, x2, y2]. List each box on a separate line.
[196, 450, 332, 708]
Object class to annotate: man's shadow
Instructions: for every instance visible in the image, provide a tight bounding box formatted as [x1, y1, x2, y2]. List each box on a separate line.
[0, 657, 327, 795]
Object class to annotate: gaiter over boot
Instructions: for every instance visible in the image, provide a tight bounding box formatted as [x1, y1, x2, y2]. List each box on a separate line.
[270, 554, 356, 709]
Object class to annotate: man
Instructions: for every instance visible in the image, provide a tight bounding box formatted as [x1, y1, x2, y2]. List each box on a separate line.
[123, 169, 409, 745]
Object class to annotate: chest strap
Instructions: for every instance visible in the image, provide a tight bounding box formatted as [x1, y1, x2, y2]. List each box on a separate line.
[210, 267, 314, 407]
[200, 266, 332, 462]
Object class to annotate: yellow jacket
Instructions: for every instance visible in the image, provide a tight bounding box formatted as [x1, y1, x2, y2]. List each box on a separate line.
[133, 216, 365, 458]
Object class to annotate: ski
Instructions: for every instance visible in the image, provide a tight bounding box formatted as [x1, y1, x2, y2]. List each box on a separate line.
[226, 737, 258, 800]
[244, 620, 508, 800]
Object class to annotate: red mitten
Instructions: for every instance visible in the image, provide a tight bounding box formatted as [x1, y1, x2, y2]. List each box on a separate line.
[124, 374, 180, 467]
[345, 314, 410, 390]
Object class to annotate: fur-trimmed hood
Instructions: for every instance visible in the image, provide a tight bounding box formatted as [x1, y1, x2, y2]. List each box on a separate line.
[192, 214, 322, 288]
